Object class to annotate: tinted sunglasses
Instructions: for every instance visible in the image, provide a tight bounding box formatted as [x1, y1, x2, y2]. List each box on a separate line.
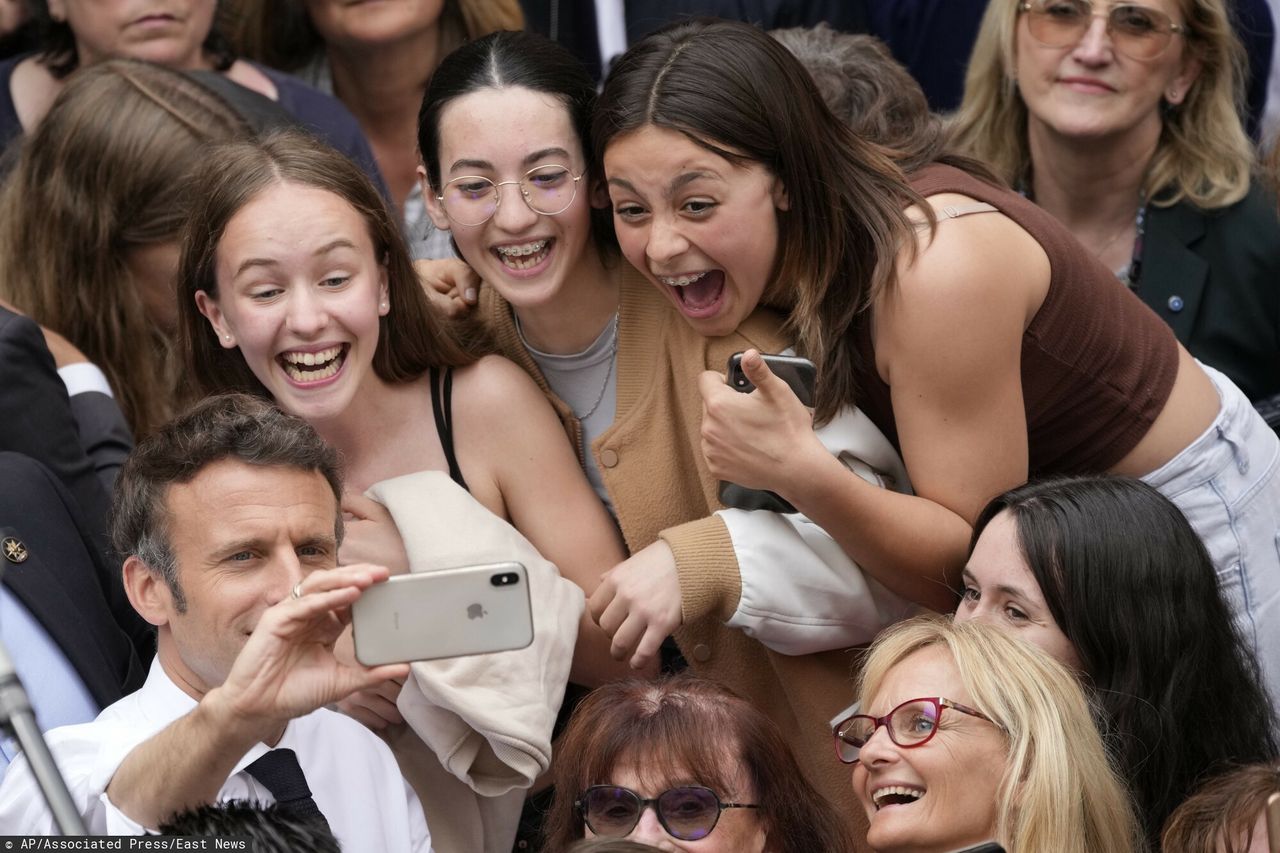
[1019, 0, 1189, 60]
[575, 785, 759, 841]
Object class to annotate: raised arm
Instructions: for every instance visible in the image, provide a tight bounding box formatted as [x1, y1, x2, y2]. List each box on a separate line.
[699, 208, 1048, 611]
[105, 565, 407, 828]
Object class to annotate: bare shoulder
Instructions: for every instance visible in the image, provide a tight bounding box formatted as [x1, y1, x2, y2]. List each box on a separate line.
[891, 192, 1049, 320]
[451, 354, 549, 416]
[10, 57, 60, 132]
[876, 193, 1049, 378]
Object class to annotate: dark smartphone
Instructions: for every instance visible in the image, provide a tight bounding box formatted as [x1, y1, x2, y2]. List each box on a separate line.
[716, 352, 817, 513]
[948, 844, 1005, 853]
[725, 351, 817, 407]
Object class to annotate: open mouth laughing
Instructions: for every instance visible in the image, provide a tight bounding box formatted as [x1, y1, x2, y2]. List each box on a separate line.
[277, 344, 349, 384]
[493, 239, 552, 271]
[871, 785, 926, 811]
[658, 269, 726, 316]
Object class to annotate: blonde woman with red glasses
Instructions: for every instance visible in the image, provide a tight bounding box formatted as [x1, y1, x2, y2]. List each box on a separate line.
[836, 616, 1143, 853]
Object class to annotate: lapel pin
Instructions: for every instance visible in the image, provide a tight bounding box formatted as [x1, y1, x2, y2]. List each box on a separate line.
[2, 536, 28, 564]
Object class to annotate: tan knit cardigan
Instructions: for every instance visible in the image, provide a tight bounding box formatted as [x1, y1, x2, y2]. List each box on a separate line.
[480, 268, 871, 844]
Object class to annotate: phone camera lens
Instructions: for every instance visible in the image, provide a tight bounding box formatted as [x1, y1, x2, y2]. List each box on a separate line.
[490, 573, 518, 587]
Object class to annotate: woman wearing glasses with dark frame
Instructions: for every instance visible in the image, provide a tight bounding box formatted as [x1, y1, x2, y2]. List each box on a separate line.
[953, 0, 1280, 412]
[838, 616, 1143, 853]
[544, 674, 858, 852]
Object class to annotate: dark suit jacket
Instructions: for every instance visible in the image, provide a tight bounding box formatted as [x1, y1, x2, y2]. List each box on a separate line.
[0, 306, 131, 543]
[523, 0, 868, 80]
[1139, 185, 1280, 404]
[0, 452, 148, 708]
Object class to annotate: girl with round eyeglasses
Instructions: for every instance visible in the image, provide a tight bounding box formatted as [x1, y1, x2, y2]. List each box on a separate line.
[418, 30, 920, 834]
[419, 32, 630, 517]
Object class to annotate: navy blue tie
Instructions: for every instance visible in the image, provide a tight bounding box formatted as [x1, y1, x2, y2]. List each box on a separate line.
[244, 748, 331, 832]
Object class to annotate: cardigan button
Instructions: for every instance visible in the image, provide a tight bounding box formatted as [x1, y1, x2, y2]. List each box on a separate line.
[692, 644, 712, 662]
[600, 449, 620, 468]
[1167, 295, 1185, 312]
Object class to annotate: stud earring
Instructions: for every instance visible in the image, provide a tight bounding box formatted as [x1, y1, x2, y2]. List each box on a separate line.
[224, 334, 233, 343]
[380, 301, 389, 311]
[1167, 89, 1180, 101]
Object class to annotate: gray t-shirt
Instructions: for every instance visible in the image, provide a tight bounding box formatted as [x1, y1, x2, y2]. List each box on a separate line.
[518, 315, 619, 513]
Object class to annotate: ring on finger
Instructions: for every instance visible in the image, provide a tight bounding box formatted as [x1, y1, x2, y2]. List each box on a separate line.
[291, 581, 304, 600]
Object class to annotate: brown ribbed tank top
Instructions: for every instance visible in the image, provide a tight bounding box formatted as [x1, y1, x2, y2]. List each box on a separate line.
[852, 164, 1180, 475]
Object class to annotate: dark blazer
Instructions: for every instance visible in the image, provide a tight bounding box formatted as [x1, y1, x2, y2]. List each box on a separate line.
[523, 0, 868, 80]
[1139, 184, 1280, 404]
[0, 452, 148, 708]
[0, 306, 128, 545]
[0, 307, 119, 537]
[865, 0, 992, 111]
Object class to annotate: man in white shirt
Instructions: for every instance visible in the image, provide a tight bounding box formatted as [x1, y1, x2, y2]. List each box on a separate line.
[0, 394, 431, 852]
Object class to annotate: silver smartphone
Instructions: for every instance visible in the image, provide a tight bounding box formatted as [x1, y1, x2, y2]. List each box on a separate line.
[351, 562, 534, 666]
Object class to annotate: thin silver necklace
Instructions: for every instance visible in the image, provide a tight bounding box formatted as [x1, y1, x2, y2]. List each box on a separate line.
[575, 315, 619, 421]
[515, 311, 619, 421]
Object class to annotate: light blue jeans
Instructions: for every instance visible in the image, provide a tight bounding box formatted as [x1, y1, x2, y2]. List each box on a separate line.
[1143, 364, 1280, 708]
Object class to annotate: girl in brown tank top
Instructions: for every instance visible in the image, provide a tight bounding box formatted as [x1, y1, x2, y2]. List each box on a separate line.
[595, 19, 1280, 728]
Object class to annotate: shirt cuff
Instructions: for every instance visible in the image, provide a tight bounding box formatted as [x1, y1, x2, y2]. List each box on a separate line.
[99, 790, 151, 834]
[58, 363, 114, 398]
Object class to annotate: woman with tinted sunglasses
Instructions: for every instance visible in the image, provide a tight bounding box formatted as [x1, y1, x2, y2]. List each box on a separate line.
[839, 616, 1143, 853]
[953, 0, 1280, 413]
[545, 674, 858, 852]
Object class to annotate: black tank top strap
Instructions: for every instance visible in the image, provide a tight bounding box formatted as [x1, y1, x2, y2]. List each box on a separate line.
[429, 365, 469, 492]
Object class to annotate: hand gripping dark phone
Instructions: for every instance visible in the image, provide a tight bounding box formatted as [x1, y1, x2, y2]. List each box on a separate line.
[716, 352, 817, 513]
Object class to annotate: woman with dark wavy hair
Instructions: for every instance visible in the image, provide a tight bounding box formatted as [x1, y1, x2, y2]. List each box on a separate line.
[545, 675, 857, 853]
[589, 17, 1280, 736]
[955, 474, 1278, 845]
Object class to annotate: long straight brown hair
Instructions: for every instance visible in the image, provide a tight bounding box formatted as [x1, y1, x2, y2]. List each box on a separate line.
[178, 129, 476, 400]
[593, 19, 926, 424]
[0, 59, 250, 436]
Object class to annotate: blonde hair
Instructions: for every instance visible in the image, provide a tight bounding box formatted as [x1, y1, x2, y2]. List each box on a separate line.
[0, 59, 249, 436]
[951, 0, 1253, 208]
[857, 616, 1145, 853]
